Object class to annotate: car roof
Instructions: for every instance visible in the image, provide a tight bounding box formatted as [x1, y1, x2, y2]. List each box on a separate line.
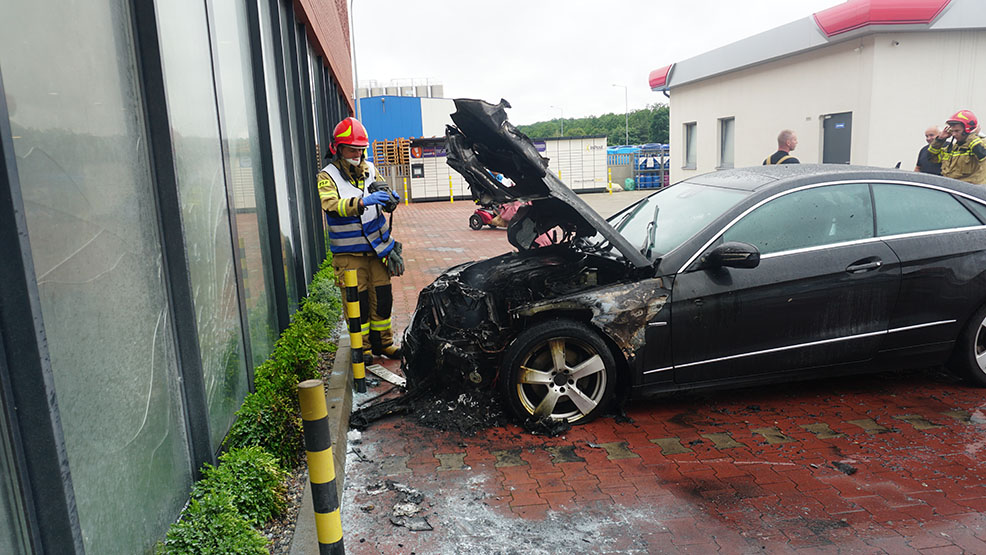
[686, 164, 986, 200]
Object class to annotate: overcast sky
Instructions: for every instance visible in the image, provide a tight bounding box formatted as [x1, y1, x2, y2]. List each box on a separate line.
[351, 0, 846, 125]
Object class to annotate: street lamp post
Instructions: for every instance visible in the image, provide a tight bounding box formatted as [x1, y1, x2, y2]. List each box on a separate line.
[349, 0, 360, 119]
[549, 105, 563, 137]
[612, 84, 628, 145]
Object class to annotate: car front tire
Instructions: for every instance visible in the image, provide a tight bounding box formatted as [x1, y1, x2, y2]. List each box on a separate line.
[500, 319, 617, 424]
[950, 302, 986, 386]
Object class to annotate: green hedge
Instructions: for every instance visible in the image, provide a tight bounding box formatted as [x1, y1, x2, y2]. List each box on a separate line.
[159, 256, 342, 553]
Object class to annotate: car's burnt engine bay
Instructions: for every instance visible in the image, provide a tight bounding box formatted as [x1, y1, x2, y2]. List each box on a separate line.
[351, 98, 653, 434]
[404, 246, 631, 387]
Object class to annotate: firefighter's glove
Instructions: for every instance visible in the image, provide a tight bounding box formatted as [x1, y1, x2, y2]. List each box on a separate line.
[385, 241, 405, 277]
[363, 190, 393, 207]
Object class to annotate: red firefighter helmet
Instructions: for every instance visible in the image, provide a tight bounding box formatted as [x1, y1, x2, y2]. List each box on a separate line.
[330, 117, 369, 155]
[946, 110, 978, 134]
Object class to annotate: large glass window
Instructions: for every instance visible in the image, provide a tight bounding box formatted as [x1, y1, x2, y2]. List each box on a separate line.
[0, 2, 192, 552]
[155, 0, 248, 449]
[258, 0, 300, 313]
[212, 0, 280, 368]
[873, 183, 982, 236]
[723, 184, 874, 255]
[279, 3, 313, 284]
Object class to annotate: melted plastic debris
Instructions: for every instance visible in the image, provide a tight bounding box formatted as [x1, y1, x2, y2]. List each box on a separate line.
[832, 461, 858, 475]
[365, 480, 433, 531]
[522, 416, 572, 437]
[350, 377, 511, 436]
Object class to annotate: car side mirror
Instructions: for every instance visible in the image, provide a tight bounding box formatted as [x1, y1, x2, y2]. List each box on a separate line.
[700, 241, 760, 270]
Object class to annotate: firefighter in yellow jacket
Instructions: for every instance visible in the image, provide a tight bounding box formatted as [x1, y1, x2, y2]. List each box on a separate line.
[318, 117, 404, 360]
[928, 109, 986, 185]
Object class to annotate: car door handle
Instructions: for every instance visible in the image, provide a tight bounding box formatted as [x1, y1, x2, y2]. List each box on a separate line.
[846, 259, 882, 273]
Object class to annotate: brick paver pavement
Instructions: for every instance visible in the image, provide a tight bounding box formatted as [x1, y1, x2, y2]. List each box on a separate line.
[344, 192, 986, 554]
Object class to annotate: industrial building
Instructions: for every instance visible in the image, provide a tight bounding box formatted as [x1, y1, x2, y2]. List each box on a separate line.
[650, 0, 986, 183]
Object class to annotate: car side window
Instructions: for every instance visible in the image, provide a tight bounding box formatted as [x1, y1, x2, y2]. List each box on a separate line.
[873, 183, 982, 236]
[721, 184, 873, 255]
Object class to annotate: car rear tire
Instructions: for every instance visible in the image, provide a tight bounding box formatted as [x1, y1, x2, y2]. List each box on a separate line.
[950, 302, 986, 386]
[500, 319, 617, 424]
[469, 214, 483, 230]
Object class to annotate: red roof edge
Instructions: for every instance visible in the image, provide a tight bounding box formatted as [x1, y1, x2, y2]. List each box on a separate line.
[649, 64, 673, 91]
[813, 0, 952, 37]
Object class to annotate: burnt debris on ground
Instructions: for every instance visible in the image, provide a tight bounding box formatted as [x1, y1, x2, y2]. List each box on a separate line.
[363, 480, 433, 532]
[350, 373, 593, 436]
[350, 376, 512, 436]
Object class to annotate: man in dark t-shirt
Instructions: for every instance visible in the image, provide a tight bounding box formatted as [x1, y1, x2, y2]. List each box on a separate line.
[915, 126, 942, 175]
[763, 130, 800, 165]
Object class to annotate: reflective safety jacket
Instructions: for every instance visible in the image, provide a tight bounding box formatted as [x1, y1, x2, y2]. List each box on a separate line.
[318, 160, 395, 257]
[928, 134, 986, 185]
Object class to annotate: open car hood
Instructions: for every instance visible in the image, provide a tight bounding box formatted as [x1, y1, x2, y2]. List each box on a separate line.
[446, 98, 652, 269]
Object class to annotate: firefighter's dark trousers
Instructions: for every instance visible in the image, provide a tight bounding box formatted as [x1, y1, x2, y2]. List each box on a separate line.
[332, 253, 396, 353]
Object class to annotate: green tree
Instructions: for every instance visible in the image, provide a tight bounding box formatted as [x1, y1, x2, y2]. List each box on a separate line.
[517, 103, 669, 146]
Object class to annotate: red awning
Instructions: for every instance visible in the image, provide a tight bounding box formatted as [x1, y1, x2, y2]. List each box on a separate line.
[648, 64, 673, 91]
[813, 0, 951, 37]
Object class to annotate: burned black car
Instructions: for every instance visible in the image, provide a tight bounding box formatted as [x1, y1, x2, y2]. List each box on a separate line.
[403, 98, 986, 424]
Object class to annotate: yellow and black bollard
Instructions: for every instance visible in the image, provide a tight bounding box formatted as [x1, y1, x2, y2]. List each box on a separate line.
[298, 379, 344, 554]
[343, 269, 366, 393]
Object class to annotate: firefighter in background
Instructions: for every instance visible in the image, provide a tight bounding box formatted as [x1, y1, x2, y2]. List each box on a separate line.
[928, 109, 986, 185]
[318, 117, 404, 361]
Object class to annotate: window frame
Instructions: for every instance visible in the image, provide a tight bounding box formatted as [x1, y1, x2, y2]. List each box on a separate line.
[677, 179, 986, 274]
[717, 117, 734, 170]
[683, 121, 697, 170]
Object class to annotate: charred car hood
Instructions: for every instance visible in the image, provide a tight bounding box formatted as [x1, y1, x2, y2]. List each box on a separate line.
[446, 98, 651, 269]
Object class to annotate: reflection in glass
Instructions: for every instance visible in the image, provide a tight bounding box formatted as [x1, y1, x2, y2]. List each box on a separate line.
[0, 1, 192, 552]
[0, 406, 30, 554]
[155, 0, 248, 449]
[212, 0, 280, 367]
[258, 0, 300, 312]
[279, 1, 313, 285]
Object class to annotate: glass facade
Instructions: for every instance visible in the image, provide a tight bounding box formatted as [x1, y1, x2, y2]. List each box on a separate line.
[0, 1, 193, 552]
[212, 0, 280, 369]
[0, 0, 348, 550]
[155, 0, 249, 450]
[279, 1, 314, 284]
[0, 406, 29, 554]
[259, 0, 301, 314]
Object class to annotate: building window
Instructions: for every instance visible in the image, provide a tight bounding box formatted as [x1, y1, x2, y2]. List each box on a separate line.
[718, 117, 735, 169]
[684, 122, 697, 169]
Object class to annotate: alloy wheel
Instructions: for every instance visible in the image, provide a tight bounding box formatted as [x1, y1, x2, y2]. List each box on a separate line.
[515, 337, 608, 422]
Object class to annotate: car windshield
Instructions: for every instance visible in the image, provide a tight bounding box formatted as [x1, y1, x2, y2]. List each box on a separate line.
[600, 182, 749, 260]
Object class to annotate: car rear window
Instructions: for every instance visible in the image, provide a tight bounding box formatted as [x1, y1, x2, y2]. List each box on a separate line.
[873, 183, 982, 236]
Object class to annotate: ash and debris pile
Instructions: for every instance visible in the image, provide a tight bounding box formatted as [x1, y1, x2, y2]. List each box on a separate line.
[350, 376, 511, 436]
[361, 480, 432, 532]
[350, 374, 574, 436]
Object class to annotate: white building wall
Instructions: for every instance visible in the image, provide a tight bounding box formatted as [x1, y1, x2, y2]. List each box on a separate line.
[868, 30, 986, 167]
[419, 97, 456, 138]
[668, 30, 986, 183]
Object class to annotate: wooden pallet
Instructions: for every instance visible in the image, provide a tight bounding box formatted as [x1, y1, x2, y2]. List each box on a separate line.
[372, 138, 411, 166]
